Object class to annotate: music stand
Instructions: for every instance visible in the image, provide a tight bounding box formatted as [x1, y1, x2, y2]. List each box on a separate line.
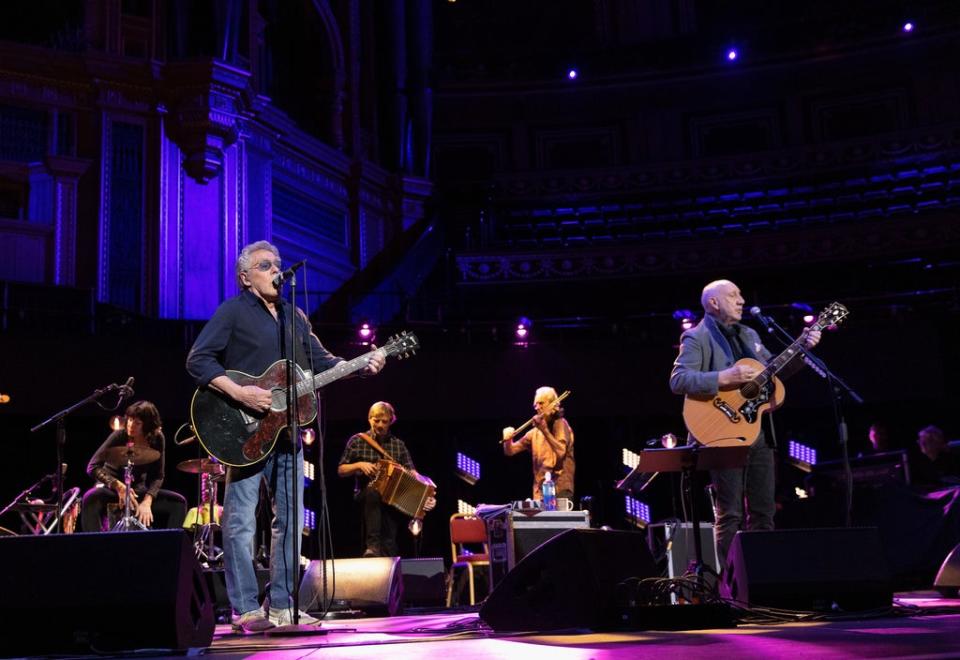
[618, 444, 749, 591]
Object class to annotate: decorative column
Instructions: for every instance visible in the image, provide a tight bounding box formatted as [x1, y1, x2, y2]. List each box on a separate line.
[44, 155, 92, 285]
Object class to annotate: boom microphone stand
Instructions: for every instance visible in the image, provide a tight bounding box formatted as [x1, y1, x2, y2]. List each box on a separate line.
[29, 379, 134, 533]
[754, 311, 863, 527]
[269, 260, 317, 635]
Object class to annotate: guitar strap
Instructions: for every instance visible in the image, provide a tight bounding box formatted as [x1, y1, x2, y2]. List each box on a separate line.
[358, 432, 397, 463]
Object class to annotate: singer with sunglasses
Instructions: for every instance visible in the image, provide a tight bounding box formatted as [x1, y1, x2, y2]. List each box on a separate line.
[81, 400, 187, 532]
[186, 240, 386, 633]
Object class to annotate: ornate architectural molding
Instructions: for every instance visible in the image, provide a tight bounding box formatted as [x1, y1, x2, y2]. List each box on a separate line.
[161, 60, 254, 183]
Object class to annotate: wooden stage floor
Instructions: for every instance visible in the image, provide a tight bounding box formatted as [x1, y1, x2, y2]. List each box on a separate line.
[124, 592, 960, 660]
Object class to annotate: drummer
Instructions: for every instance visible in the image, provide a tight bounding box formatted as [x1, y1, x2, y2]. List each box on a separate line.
[80, 400, 187, 532]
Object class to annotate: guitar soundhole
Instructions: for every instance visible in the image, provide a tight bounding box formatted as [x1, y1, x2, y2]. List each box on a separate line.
[740, 381, 760, 399]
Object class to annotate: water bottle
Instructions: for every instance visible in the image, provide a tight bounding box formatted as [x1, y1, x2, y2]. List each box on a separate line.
[542, 471, 557, 511]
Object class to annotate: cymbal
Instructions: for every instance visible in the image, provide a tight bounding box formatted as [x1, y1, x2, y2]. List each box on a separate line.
[103, 445, 160, 466]
[177, 458, 225, 478]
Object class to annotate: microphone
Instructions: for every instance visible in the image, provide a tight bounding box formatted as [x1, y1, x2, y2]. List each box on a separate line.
[273, 259, 306, 288]
[119, 377, 135, 398]
[749, 306, 773, 329]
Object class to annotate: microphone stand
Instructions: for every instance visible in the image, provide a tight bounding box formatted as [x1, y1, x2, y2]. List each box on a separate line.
[272, 267, 314, 635]
[29, 383, 126, 533]
[758, 314, 863, 527]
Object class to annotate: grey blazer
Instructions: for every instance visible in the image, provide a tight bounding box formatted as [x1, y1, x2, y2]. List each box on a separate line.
[669, 314, 773, 398]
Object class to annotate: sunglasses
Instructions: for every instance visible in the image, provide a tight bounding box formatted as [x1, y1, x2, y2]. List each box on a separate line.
[249, 259, 282, 272]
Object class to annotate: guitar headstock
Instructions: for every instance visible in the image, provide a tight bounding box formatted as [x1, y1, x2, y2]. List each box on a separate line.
[383, 331, 420, 359]
[814, 302, 849, 330]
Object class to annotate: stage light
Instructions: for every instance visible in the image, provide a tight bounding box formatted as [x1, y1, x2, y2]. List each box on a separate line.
[673, 309, 696, 330]
[625, 496, 651, 529]
[304, 507, 316, 531]
[109, 415, 123, 431]
[567, 69, 578, 80]
[301, 428, 316, 446]
[358, 321, 375, 342]
[622, 448, 641, 470]
[902, 22, 914, 33]
[457, 499, 476, 515]
[661, 433, 679, 449]
[803, 314, 815, 324]
[788, 440, 817, 472]
[726, 49, 738, 61]
[303, 458, 315, 483]
[456, 452, 481, 485]
[0, 393, 10, 404]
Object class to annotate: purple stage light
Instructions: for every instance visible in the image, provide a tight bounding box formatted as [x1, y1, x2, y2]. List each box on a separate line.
[727, 49, 738, 61]
[359, 322, 373, 338]
[515, 324, 528, 339]
[625, 496, 651, 528]
[567, 69, 578, 80]
[903, 22, 914, 33]
[456, 452, 481, 485]
[803, 314, 815, 324]
[304, 507, 316, 531]
[788, 440, 817, 470]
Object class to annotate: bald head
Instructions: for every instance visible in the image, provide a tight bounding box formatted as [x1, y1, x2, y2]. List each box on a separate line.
[701, 279, 744, 325]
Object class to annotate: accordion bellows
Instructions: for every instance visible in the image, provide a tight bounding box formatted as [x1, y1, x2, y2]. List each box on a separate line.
[369, 459, 436, 519]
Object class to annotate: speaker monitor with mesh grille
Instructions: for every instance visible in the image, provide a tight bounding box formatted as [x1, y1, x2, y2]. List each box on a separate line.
[299, 556, 403, 616]
[0, 530, 214, 655]
[934, 542, 960, 598]
[721, 527, 892, 611]
[479, 528, 656, 631]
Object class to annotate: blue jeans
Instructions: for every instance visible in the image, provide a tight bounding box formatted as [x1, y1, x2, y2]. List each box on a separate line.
[710, 440, 775, 570]
[222, 449, 303, 615]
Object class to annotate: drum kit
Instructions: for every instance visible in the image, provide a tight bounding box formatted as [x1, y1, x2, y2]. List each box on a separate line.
[106, 444, 161, 531]
[177, 456, 226, 566]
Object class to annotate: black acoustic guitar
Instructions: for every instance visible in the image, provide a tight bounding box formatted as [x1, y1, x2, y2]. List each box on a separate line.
[190, 332, 419, 466]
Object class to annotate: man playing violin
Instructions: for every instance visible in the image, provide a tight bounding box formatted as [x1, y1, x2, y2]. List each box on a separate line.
[502, 386, 575, 500]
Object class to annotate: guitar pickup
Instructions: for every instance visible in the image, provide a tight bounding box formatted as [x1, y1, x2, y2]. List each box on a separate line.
[713, 397, 742, 423]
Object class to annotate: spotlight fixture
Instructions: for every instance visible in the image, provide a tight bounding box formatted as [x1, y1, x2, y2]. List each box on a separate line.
[726, 48, 738, 61]
[457, 499, 476, 515]
[625, 496, 651, 529]
[788, 440, 817, 472]
[515, 316, 532, 344]
[673, 309, 696, 330]
[358, 321, 375, 345]
[902, 22, 914, 33]
[567, 68, 578, 80]
[301, 428, 316, 446]
[456, 452, 481, 485]
[109, 415, 123, 431]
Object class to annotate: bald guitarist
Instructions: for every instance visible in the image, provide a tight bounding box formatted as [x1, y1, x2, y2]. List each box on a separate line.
[669, 279, 820, 567]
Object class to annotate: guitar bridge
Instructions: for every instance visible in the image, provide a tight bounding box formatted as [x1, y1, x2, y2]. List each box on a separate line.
[713, 397, 742, 423]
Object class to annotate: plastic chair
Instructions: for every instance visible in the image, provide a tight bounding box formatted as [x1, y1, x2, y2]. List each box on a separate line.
[446, 513, 490, 606]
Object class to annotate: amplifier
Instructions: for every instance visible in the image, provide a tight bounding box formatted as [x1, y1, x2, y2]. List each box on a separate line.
[484, 509, 591, 592]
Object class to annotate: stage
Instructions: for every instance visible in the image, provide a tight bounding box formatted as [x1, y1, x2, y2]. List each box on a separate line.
[18, 593, 951, 660]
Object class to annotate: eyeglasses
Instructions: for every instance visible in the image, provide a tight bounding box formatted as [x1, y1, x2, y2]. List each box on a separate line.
[249, 259, 282, 272]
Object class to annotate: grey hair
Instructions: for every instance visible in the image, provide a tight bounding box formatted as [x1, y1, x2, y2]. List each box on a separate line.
[535, 386, 558, 401]
[236, 240, 280, 287]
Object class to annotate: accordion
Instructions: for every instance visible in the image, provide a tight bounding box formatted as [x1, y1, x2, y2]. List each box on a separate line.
[369, 459, 436, 519]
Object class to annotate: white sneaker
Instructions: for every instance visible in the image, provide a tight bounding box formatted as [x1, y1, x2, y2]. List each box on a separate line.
[232, 610, 275, 633]
[268, 607, 320, 626]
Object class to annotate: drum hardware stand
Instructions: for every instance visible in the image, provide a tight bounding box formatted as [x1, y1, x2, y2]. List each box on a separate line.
[193, 471, 223, 565]
[113, 445, 147, 531]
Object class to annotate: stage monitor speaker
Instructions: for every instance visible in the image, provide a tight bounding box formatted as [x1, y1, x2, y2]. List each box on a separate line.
[721, 527, 892, 611]
[0, 530, 214, 655]
[479, 528, 656, 631]
[399, 557, 446, 607]
[934, 542, 960, 597]
[299, 556, 403, 616]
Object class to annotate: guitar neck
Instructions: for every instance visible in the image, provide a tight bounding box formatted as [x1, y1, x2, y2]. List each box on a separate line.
[304, 352, 376, 395]
[759, 318, 829, 382]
